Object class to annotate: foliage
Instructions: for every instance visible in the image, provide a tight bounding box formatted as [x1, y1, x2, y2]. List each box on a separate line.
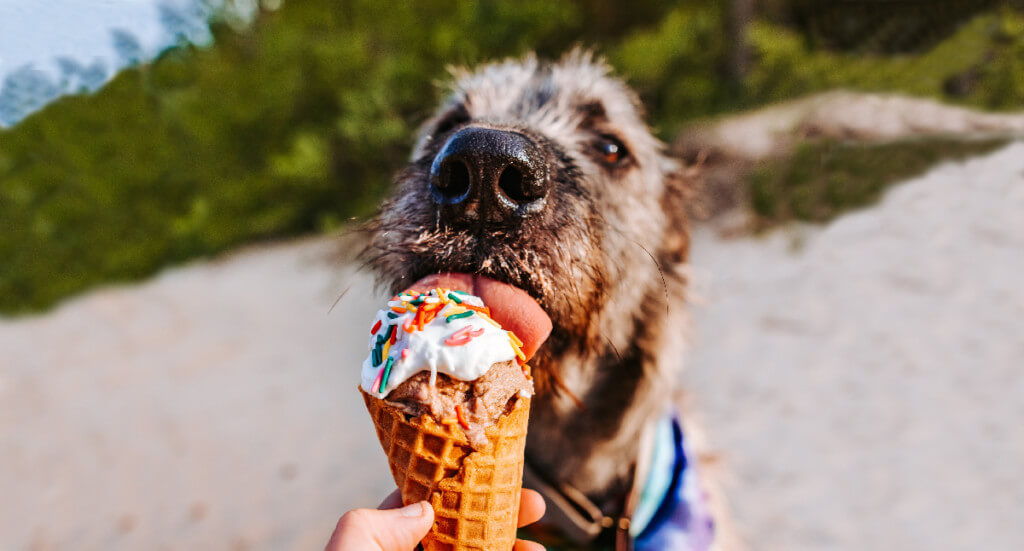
[0, 0, 674, 315]
[609, 3, 732, 132]
[743, 12, 1014, 107]
[965, 7, 1024, 109]
[1, 0, 1022, 315]
[746, 137, 1010, 228]
[611, 5, 1024, 131]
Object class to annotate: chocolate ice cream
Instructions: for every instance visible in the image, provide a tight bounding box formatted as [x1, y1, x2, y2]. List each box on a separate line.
[386, 359, 533, 449]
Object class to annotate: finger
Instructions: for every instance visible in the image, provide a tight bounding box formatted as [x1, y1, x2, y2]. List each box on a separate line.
[377, 490, 403, 510]
[517, 489, 546, 528]
[326, 501, 434, 551]
[513, 539, 546, 551]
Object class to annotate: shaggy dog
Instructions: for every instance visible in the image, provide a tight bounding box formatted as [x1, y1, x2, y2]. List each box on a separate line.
[363, 50, 738, 550]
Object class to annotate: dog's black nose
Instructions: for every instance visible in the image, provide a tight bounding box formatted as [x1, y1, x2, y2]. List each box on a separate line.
[429, 127, 549, 225]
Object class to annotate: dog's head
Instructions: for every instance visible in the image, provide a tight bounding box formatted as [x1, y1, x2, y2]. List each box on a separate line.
[364, 50, 690, 386]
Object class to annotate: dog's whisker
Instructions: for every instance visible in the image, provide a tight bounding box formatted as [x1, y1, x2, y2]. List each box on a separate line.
[604, 334, 624, 366]
[595, 216, 671, 319]
[327, 284, 354, 315]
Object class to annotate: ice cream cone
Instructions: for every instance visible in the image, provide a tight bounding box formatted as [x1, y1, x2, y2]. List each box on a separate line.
[361, 389, 530, 551]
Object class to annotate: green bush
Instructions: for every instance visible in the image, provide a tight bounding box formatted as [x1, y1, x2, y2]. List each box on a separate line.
[744, 11, 1020, 107]
[0, 0, 605, 315]
[747, 137, 1010, 227]
[1, 1, 1022, 315]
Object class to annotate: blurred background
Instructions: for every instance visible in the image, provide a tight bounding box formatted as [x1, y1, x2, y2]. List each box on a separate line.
[1, 0, 1022, 549]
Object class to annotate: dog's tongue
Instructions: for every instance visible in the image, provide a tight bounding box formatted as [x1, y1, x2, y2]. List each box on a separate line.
[407, 273, 551, 360]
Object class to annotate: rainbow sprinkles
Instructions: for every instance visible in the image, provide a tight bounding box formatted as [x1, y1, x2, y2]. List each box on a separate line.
[359, 288, 530, 399]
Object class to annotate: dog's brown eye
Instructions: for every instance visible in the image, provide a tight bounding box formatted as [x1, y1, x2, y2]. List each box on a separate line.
[597, 136, 628, 165]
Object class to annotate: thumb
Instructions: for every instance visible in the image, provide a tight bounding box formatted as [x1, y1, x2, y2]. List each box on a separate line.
[327, 501, 434, 551]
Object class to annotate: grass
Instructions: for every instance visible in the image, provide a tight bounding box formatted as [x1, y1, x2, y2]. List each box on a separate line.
[745, 137, 1011, 229]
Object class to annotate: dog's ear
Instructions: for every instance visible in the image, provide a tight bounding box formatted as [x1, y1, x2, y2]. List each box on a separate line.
[660, 156, 698, 266]
[672, 140, 751, 223]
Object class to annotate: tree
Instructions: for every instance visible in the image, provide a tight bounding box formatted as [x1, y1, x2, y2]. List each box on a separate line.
[158, 0, 212, 46]
[56, 57, 87, 93]
[725, 0, 754, 86]
[78, 60, 108, 91]
[112, 29, 145, 67]
[0, 65, 60, 126]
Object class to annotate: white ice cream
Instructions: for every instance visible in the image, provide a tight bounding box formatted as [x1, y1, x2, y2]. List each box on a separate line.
[359, 289, 520, 398]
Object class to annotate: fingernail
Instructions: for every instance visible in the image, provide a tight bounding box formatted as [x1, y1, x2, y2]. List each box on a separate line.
[399, 502, 425, 517]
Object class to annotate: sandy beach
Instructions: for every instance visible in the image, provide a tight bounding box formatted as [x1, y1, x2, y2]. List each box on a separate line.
[2, 142, 1022, 550]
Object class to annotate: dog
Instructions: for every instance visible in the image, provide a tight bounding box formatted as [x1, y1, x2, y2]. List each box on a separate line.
[363, 50, 739, 550]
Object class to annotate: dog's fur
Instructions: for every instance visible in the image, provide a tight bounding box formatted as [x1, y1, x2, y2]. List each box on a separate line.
[364, 50, 738, 548]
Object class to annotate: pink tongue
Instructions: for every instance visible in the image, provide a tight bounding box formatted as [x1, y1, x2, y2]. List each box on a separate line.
[406, 273, 552, 360]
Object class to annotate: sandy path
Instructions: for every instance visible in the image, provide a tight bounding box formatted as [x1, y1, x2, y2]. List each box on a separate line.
[685, 142, 1024, 550]
[2, 143, 1022, 550]
[0, 239, 391, 550]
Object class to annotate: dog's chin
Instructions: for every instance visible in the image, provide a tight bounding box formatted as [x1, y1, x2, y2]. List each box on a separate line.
[404, 272, 552, 360]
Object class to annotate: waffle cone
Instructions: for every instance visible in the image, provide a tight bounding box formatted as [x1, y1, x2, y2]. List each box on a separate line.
[361, 388, 530, 551]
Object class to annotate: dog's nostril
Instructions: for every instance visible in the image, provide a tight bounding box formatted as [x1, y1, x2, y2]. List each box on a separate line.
[437, 159, 471, 200]
[497, 165, 528, 203]
[498, 164, 545, 205]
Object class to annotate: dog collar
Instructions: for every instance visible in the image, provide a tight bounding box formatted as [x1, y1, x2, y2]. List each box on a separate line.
[522, 410, 714, 550]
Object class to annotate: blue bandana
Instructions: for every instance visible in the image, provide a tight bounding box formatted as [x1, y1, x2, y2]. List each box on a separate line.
[632, 412, 715, 550]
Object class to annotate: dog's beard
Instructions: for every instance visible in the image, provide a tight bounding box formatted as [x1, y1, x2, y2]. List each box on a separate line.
[380, 228, 542, 297]
[365, 161, 604, 324]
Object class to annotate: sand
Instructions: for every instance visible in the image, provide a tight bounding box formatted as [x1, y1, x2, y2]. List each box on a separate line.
[0, 238, 391, 550]
[2, 143, 1022, 550]
[684, 142, 1024, 550]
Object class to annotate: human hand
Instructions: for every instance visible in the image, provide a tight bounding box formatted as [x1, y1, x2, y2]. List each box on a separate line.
[325, 488, 547, 551]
